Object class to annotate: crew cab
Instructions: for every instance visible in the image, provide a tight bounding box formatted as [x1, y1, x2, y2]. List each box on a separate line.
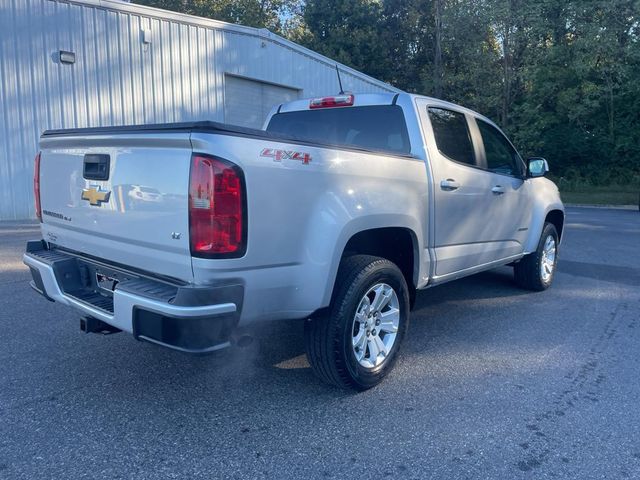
[24, 93, 564, 389]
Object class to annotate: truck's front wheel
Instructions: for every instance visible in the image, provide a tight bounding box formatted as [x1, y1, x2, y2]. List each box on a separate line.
[304, 255, 409, 390]
[514, 222, 559, 291]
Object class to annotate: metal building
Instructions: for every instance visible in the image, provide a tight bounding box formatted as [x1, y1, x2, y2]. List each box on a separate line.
[0, 0, 400, 220]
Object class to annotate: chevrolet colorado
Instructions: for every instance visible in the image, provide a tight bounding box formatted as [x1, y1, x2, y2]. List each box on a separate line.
[24, 92, 564, 389]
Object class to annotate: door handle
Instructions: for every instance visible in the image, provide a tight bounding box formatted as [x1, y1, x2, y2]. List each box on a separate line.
[83, 154, 110, 181]
[440, 179, 460, 191]
[492, 185, 505, 195]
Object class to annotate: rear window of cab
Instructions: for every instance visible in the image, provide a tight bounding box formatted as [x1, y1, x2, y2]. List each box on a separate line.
[266, 105, 411, 155]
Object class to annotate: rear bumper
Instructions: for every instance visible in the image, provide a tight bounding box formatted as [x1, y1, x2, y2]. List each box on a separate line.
[23, 241, 243, 353]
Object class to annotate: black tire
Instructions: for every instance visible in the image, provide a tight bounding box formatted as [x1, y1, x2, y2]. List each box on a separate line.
[514, 222, 559, 291]
[304, 255, 410, 390]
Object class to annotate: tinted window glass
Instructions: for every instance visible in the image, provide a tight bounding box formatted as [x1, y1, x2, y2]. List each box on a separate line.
[477, 120, 523, 176]
[428, 107, 475, 166]
[266, 105, 411, 154]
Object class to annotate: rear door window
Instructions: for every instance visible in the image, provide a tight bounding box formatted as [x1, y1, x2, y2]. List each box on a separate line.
[266, 105, 411, 155]
[428, 107, 476, 166]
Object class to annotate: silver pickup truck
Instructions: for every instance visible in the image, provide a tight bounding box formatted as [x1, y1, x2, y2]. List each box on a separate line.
[24, 92, 564, 389]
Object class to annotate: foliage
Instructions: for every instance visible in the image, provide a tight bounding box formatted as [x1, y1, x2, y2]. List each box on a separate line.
[298, 0, 640, 184]
[136, 0, 640, 185]
[135, 0, 299, 32]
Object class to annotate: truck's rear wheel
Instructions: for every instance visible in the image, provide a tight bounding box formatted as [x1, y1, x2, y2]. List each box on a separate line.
[514, 222, 559, 291]
[304, 255, 409, 390]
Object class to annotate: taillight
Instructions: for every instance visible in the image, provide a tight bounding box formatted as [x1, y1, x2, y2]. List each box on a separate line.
[189, 154, 246, 257]
[34, 152, 42, 222]
[309, 94, 354, 109]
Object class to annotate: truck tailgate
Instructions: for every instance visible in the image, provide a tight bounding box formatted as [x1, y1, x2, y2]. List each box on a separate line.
[38, 132, 193, 282]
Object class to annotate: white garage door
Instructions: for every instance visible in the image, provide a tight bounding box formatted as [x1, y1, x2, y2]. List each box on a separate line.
[224, 75, 300, 129]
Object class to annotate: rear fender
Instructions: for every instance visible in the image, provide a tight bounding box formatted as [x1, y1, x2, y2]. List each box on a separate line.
[316, 214, 423, 307]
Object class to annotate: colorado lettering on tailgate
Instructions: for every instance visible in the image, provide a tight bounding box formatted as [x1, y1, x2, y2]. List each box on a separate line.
[261, 148, 312, 165]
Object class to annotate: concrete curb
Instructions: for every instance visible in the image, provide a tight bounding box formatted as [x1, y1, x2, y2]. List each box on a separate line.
[0, 220, 40, 227]
[565, 204, 638, 211]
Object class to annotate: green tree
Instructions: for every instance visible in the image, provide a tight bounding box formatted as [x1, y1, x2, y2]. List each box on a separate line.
[429, 0, 502, 116]
[134, 0, 640, 184]
[511, 0, 640, 181]
[300, 0, 391, 81]
[135, 0, 298, 33]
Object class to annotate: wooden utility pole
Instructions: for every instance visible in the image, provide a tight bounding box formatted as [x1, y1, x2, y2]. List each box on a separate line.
[434, 0, 444, 98]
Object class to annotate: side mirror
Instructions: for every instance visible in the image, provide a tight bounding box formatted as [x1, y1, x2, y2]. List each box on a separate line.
[527, 157, 549, 178]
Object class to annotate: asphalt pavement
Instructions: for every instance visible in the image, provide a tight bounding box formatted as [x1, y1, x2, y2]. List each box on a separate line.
[1, 207, 639, 479]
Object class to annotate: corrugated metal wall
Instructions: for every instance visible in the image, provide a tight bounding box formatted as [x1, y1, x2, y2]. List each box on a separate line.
[0, 0, 399, 220]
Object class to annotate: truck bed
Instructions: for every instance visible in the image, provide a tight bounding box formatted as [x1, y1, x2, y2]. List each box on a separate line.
[42, 121, 416, 159]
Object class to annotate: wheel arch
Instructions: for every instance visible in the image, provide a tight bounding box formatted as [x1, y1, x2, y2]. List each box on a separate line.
[322, 223, 421, 308]
[545, 209, 565, 242]
[524, 204, 565, 253]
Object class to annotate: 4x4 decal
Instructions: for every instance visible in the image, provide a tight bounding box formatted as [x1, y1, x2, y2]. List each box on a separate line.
[261, 148, 312, 165]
